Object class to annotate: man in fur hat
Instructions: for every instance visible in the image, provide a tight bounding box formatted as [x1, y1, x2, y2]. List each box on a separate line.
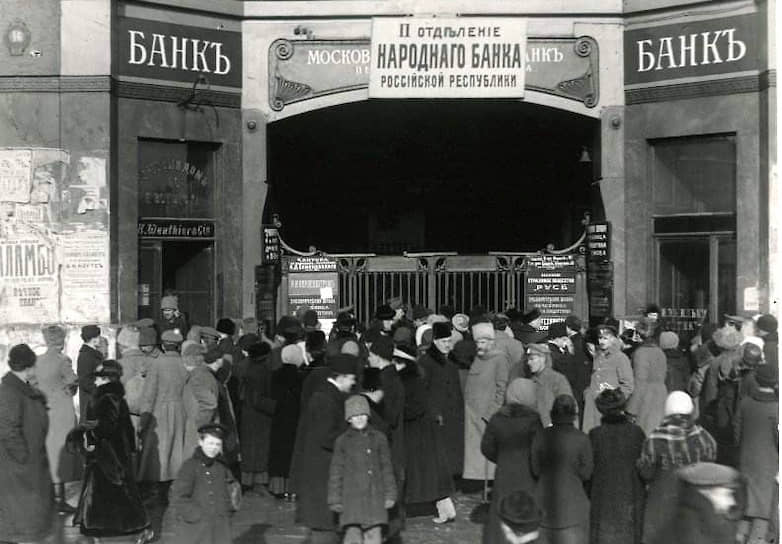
[514, 308, 547, 346]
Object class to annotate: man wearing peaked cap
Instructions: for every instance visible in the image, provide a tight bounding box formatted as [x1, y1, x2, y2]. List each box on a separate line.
[161, 329, 184, 345]
[77, 324, 104, 422]
[515, 308, 547, 346]
[199, 326, 221, 346]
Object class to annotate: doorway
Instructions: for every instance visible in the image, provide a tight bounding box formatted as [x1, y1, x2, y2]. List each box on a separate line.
[138, 240, 215, 326]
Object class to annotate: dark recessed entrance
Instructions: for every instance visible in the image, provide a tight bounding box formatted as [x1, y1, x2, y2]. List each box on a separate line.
[268, 99, 600, 254]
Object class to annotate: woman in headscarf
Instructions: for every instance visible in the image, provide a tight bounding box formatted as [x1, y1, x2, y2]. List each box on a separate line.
[588, 388, 646, 544]
[73, 359, 153, 543]
[582, 325, 634, 434]
[626, 319, 668, 435]
[638, 391, 717, 544]
[269, 343, 305, 500]
[481, 378, 542, 544]
[36, 324, 80, 513]
[531, 394, 593, 544]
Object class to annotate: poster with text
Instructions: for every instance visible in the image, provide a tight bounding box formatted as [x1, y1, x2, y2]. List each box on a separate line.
[59, 230, 110, 323]
[0, 232, 59, 323]
[525, 254, 577, 331]
[0, 149, 33, 203]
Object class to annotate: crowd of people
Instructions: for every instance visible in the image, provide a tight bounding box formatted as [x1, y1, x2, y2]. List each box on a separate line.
[0, 294, 778, 544]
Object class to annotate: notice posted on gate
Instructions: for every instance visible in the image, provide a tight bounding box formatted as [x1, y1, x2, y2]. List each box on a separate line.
[285, 256, 339, 321]
[525, 255, 577, 331]
[369, 18, 527, 98]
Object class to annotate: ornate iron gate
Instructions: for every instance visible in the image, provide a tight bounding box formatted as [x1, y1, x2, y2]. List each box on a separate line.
[336, 254, 529, 325]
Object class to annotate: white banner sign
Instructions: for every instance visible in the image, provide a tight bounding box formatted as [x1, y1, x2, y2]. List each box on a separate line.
[369, 17, 527, 98]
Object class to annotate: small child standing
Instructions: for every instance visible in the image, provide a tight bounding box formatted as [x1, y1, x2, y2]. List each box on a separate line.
[170, 423, 241, 544]
[328, 395, 397, 544]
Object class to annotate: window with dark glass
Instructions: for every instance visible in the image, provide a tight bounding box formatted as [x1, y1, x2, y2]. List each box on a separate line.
[651, 135, 736, 338]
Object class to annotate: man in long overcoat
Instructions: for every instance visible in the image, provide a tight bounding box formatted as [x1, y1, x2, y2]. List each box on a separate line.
[463, 322, 510, 481]
[294, 354, 358, 544]
[0, 344, 54, 543]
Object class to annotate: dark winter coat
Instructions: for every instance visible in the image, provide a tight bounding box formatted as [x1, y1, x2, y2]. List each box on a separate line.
[269, 363, 304, 478]
[531, 422, 593, 530]
[0, 372, 54, 542]
[763, 332, 778, 368]
[77, 343, 104, 421]
[400, 362, 453, 503]
[418, 347, 465, 476]
[481, 403, 542, 544]
[637, 414, 717, 543]
[734, 387, 778, 519]
[327, 426, 397, 529]
[649, 475, 739, 544]
[210, 367, 240, 471]
[74, 381, 149, 537]
[186, 365, 219, 429]
[289, 364, 331, 493]
[664, 348, 690, 393]
[239, 353, 275, 473]
[588, 413, 646, 544]
[699, 364, 741, 467]
[294, 380, 348, 530]
[366, 364, 406, 478]
[170, 448, 236, 544]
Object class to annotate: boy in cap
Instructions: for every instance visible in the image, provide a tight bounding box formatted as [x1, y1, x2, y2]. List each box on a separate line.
[170, 423, 239, 544]
[328, 395, 396, 544]
[77, 324, 104, 421]
[157, 294, 189, 338]
[755, 313, 778, 367]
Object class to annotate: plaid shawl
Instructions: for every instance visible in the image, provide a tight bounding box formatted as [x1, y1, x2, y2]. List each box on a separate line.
[637, 414, 717, 478]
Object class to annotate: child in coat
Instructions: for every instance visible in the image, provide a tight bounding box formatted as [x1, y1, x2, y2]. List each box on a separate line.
[170, 423, 240, 544]
[328, 395, 397, 544]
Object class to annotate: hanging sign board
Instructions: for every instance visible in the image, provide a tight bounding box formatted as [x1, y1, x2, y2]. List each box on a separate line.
[262, 227, 281, 265]
[525, 254, 578, 331]
[284, 256, 339, 320]
[369, 17, 527, 98]
[586, 222, 613, 320]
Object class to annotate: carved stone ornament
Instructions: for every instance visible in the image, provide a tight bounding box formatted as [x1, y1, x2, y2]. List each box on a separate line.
[5, 19, 31, 56]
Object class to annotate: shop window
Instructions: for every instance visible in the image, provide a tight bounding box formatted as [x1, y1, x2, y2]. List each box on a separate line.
[138, 140, 217, 218]
[652, 135, 736, 216]
[651, 135, 736, 338]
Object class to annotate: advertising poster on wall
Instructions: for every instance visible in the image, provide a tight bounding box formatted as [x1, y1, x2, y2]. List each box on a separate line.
[0, 149, 33, 203]
[59, 230, 110, 323]
[586, 222, 613, 320]
[0, 232, 59, 323]
[525, 254, 578, 331]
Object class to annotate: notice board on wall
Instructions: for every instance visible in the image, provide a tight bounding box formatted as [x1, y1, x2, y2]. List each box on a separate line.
[586, 222, 613, 321]
[524, 254, 578, 331]
[283, 256, 339, 320]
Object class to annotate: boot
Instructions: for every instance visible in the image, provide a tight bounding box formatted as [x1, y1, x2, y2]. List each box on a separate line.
[433, 497, 455, 524]
[54, 482, 76, 514]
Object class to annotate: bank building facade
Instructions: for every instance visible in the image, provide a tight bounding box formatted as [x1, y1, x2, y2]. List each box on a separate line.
[0, 0, 775, 361]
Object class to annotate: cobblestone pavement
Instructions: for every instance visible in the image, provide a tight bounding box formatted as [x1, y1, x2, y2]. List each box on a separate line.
[54, 484, 486, 544]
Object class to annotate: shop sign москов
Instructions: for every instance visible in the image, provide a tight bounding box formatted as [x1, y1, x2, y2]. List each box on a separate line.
[118, 17, 242, 88]
[624, 13, 760, 86]
[270, 35, 598, 110]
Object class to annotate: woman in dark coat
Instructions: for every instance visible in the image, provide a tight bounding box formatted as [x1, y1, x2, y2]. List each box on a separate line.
[74, 360, 152, 542]
[660, 331, 690, 393]
[268, 343, 305, 498]
[481, 378, 542, 544]
[417, 322, 465, 477]
[531, 394, 593, 544]
[638, 391, 717, 544]
[238, 340, 275, 491]
[734, 363, 778, 543]
[0, 344, 54, 543]
[588, 388, 646, 544]
[400, 353, 456, 522]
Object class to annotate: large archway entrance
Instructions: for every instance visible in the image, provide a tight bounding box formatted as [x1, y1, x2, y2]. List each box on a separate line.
[265, 99, 601, 323]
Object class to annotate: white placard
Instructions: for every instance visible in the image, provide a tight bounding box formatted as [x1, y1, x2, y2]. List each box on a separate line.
[369, 17, 527, 98]
[0, 149, 33, 203]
